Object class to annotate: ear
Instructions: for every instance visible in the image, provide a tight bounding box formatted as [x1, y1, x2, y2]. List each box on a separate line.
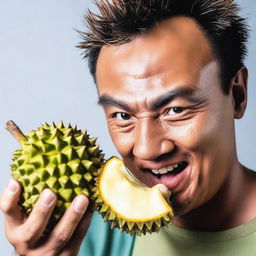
[230, 66, 248, 119]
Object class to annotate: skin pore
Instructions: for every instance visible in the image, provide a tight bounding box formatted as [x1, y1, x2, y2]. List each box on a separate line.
[96, 16, 256, 231]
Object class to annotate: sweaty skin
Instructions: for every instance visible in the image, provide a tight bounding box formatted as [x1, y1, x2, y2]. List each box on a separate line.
[96, 16, 256, 231]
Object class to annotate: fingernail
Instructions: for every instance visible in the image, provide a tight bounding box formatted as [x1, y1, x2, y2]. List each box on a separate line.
[7, 179, 18, 195]
[40, 189, 55, 207]
[73, 195, 88, 213]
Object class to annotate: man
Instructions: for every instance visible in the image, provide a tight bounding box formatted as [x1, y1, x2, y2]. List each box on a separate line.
[1, 0, 256, 255]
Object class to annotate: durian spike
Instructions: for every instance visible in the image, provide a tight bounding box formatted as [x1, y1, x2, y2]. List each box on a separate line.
[5, 120, 26, 145]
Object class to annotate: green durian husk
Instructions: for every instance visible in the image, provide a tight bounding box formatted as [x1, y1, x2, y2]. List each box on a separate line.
[11, 121, 104, 232]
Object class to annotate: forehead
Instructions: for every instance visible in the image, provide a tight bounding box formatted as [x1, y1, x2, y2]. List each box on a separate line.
[96, 16, 216, 98]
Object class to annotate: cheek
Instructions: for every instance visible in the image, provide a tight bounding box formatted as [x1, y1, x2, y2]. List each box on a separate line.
[107, 124, 134, 156]
[167, 120, 210, 152]
[169, 111, 233, 153]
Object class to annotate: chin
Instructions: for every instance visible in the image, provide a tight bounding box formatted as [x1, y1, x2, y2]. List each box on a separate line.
[171, 199, 192, 216]
[170, 187, 199, 217]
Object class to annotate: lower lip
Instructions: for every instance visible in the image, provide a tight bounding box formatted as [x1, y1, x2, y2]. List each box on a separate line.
[148, 164, 190, 192]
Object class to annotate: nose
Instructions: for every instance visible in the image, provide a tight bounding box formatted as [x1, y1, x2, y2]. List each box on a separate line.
[133, 117, 175, 160]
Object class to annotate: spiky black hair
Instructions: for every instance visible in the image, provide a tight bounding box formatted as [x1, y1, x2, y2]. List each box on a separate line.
[77, 0, 249, 94]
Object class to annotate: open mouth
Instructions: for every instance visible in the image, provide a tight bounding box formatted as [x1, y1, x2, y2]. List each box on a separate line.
[143, 161, 189, 179]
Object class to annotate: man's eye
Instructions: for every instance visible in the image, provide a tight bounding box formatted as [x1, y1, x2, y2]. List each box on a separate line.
[166, 107, 185, 115]
[113, 112, 131, 120]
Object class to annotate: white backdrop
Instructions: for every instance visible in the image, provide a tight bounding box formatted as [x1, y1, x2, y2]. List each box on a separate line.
[0, 1, 255, 254]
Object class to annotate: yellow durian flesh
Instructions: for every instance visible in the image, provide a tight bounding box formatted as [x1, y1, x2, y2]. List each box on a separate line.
[94, 157, 174, 235]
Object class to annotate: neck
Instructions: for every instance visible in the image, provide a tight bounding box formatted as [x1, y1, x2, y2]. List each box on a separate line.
[173, 161, 256, 231]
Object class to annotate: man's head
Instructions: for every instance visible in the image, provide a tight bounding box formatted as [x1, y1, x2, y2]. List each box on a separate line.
[78, 0, 249, 216]
[78, 0, 249, 94]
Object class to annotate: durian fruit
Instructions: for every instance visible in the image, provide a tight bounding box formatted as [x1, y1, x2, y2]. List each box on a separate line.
[7, 120, 104, 230]
[93, 157, 174, 235]
[7, 121, 174, 236]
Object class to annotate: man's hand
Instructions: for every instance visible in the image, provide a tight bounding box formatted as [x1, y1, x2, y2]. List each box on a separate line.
[0, 178, 93, 256]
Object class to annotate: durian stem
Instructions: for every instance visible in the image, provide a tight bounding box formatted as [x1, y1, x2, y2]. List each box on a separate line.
[5, 120, 26, 145]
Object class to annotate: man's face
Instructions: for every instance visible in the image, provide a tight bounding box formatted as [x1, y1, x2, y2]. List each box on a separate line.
[96, 17, 236, 216]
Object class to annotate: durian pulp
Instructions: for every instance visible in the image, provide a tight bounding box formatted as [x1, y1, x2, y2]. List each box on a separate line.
[99, 157, 173, 222]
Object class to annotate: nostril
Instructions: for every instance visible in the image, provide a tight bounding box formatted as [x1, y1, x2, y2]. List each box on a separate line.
[154, 149, 177, 162]
[133, 143, 176, 162]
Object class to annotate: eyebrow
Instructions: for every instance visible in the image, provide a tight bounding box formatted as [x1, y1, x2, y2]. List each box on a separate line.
[98, 87, 202, 112]
[98, 95, 131, 112]
[150, 87, 201, 111]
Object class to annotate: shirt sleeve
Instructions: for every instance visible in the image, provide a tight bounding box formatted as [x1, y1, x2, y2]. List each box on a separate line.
[78, 213, 136, 256]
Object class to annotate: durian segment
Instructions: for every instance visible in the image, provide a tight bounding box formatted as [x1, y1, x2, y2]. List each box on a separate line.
[94, 157, 174, 236]
[11, 121, 104, 229]
[100, 159, 171, 220]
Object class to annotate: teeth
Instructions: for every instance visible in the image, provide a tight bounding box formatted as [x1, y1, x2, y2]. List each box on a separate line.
[159, 166, 173, 174]
[152, 169, 159, 175]
[151, 162, 181, 175]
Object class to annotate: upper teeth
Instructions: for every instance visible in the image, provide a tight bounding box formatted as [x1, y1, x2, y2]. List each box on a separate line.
[152, 163, 179, 175]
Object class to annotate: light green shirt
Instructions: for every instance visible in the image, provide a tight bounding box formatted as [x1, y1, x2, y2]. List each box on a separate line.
[133, 218, 256, 256]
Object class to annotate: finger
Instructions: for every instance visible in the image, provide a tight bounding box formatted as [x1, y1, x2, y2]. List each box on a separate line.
[60, 203, 94, 256]
[21, 189, 56, 245]
[0, 179, 23, 227]
[47, 194, 89, 252]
